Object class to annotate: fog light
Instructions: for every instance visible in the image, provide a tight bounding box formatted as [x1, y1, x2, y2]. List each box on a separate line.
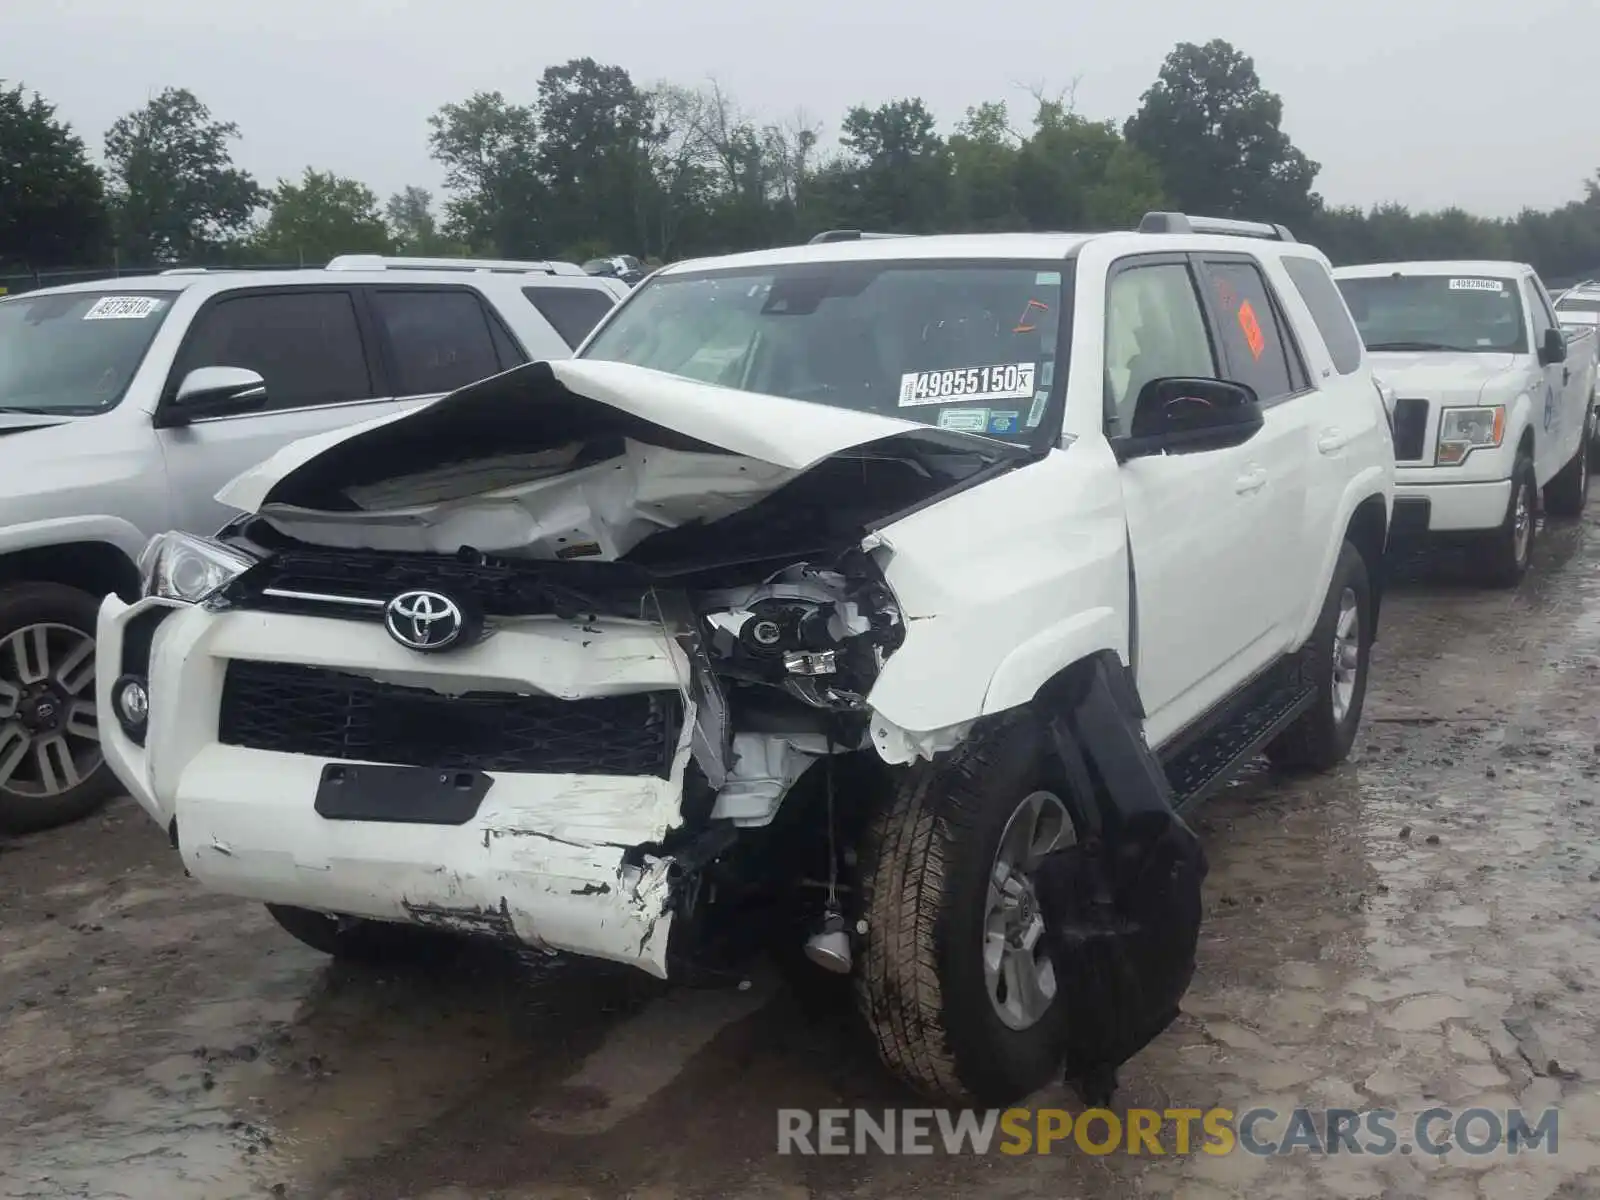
[113, 674, 149, 740]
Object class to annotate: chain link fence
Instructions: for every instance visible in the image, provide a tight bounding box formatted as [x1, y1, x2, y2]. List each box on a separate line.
[0, 261, 308, 297]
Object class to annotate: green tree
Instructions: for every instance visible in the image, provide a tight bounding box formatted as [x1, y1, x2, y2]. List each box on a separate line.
[1124, 39, 1319, 227]
[103, 87, 262, 264]
[428, 91, 544, 256]
[948, 102, 1022, 230]
[535, 58, 658, 256]
[1016, 100, 1165, 231]
[251, 168, 392, 263]
[0, 82, 109, 268]
[384, 186, 463, 255]
[830, 97, 951, 232]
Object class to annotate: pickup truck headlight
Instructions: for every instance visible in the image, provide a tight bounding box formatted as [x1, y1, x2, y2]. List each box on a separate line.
[138, 531, 257, 602]
[1437, 405, 1505, 465]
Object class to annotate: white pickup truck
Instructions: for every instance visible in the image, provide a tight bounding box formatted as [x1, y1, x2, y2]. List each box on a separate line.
[1333, 261, 1597, 585]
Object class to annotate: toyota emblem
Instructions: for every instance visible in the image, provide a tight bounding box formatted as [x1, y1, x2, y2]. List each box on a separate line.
[384, 590, 465, 652]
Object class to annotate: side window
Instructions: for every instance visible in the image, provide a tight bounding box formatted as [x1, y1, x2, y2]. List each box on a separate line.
[1525, 279, 1557, 341]
[1281, 256, 1363, 376]
[369, 289, 503, 396]
[174, 290, 372, 410]
[1104, 261, 1218, 436]
[523, 285, 619, 349]
[1199, 259, 1301, 403]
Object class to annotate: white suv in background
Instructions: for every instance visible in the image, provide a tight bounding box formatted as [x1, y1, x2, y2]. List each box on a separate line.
[0, 256, 627, 832]
[98, 214, 1393, 1106]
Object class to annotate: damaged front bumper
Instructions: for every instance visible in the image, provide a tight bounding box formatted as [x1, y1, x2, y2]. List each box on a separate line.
[96, 593, 700, 976]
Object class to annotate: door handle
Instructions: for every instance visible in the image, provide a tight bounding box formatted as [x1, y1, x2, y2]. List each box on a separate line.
[1564, 367, 1571, 385]
[1234, 466, 1268, 495]
[1317, 428, 1350, 455]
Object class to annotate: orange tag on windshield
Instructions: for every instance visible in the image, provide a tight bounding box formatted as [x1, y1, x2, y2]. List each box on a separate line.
[1238, 300, 1266, 360]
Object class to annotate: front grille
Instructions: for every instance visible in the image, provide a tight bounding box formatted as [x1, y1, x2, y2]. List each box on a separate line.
[219, 660, 679, 777]
[1392, 397, 1429, 461]
[217, 549, 658, 622]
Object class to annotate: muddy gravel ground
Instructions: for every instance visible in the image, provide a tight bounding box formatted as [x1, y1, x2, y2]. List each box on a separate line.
[8, 519, 1600, 1200]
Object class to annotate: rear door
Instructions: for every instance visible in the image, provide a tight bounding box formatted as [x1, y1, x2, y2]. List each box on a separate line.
[1192, 251, 1316, 647]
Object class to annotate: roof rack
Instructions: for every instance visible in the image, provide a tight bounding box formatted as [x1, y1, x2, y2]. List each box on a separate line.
[324, 254, 586, 277]
[807, 229, 913, 245]
[1138, 211, 1297, 243]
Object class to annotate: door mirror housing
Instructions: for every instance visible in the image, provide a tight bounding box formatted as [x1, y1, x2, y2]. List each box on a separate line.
[1539, 326, 1568, 366]
[157, 366, 268, 428]
[1115, 377, 1264, 461]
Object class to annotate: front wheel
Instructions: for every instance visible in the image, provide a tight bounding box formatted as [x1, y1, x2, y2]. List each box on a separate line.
[265, 904, 464, 966]
[1266, 541, 1372, 772]
[1477, 454, 1538, 588]
[854, 715, 1082, 1104]
[0, 583, 117, 834]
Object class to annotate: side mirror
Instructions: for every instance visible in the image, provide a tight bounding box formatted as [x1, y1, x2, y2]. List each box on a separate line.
[1116, 377, 1263, 461]
[157, 366, 268, 428]
[1540, 327, 1568, 366]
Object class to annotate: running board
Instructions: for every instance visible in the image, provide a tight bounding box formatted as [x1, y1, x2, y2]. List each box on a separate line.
[1162, 679, 1316, 811]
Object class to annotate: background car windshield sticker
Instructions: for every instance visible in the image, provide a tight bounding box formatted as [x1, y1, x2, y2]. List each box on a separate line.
[937, 407, 991, 433]
[83, 296, 163, 320]
[1449, 278, 1504, 293]
[1025, 390, 1049, 428]
[1237, 299, 1266, 360]
[899, 362, 1036, 407]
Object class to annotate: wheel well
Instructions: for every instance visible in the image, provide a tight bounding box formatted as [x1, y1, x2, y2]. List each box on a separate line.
[0, 542, 140, 603]
[1518, 426, 1534, 459]
[1346, 497, 1388, 640]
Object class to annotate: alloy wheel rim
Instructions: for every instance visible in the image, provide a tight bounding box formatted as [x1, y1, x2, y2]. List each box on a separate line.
[983, 789, 1074, 1031]
[1331, 586, 1360, 726]
[0, 622, 101, 798]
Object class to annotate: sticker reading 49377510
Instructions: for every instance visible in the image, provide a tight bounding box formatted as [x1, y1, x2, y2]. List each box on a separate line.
[899, 362, 1036, 407]
[83, 295, 164, 320]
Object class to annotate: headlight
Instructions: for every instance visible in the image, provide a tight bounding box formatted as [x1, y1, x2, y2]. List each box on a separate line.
[138, 531, 257, 602]
[1436, 405, 1505, 465]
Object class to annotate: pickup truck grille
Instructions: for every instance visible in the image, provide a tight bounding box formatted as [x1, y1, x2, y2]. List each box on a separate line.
[218, 660, 680, 777]
[1392, 397, 1429, 461]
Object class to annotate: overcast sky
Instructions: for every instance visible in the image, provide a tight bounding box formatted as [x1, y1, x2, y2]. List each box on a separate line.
[8, 0, 1598, 221]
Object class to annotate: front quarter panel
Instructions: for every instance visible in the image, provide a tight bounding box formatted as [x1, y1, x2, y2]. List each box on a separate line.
[866, 438, 1129, 734]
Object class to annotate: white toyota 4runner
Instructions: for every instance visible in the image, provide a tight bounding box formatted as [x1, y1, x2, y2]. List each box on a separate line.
[1333, 261, 1597, 585]
[97, 214, 1395, 1105]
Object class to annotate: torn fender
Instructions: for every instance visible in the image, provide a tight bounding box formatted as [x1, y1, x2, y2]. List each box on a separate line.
[1031, 653, 1207, 1104]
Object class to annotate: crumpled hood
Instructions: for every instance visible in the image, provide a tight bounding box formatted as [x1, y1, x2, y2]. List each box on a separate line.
[218, 359, 936, 514]
[217, 359, 1019, 564]
[1367, 351, 1524, 403]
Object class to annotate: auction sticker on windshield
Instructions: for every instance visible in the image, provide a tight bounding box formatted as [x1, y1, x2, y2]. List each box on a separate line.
[1448, 278, 1505, 293]
[83, 296, 165, 320]
[899, 363, 1036, 407]
[937, 407, 991, 433]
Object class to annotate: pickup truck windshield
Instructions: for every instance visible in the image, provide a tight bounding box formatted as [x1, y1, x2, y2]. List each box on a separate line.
[0, 290, 175, 414]
[579, 259, 1070, 444]
[1336, 275, 1527, 354]
[1557, 297, 1600, 315]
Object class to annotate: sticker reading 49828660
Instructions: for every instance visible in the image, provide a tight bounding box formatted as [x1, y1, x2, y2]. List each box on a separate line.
[899, 362, 1036, 407]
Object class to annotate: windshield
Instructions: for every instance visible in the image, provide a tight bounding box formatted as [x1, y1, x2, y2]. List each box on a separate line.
[579, 259, 1070, 444]
[0, 290, 175, 413]
[1335, 274, 1526, 354]
[1557, 296, 1600, 315]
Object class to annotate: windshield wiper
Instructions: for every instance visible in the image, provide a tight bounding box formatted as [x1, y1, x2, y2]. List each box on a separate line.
[1365, 340, 1473, 353]
[0, 404, 91, 416]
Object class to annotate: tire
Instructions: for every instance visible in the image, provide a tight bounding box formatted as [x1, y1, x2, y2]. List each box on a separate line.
[1477, 453, 1538, 588]
[1266, 541, 1372, 773]
[0, 582, 119, 834]
[854, 713, 1083, 1105]
[265, 903, 464, 967]
[1546, 409, 1591, 518]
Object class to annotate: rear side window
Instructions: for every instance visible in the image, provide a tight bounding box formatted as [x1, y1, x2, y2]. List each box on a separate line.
[176, 289, 373, 410]
[523, 285, 618, 348]
[1282, 256, 1364, 376]
[1198, 259, 1301, 403]
[369, 289, 503, 396]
